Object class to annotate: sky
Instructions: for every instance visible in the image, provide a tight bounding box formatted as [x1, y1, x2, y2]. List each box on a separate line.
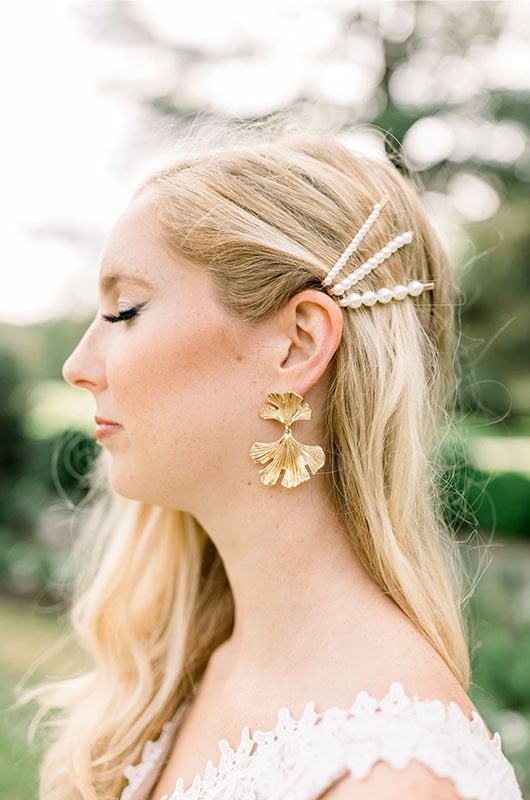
[2, 3, 142, 325]
[2, 0, 528, 326]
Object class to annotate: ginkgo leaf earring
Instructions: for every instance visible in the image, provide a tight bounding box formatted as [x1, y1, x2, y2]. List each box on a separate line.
[249, 391, 326, 489]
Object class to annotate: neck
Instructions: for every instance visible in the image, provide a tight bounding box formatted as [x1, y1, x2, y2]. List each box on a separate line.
[191, 477, 385, 674]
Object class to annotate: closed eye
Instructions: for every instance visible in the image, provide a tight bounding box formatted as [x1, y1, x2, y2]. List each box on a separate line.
[100, 302, 146, 324]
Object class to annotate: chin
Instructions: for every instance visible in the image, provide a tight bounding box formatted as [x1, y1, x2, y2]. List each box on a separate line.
[106, 468, 186, 510]
[110, 476, 151, 502]
[104, 460, 149, 501]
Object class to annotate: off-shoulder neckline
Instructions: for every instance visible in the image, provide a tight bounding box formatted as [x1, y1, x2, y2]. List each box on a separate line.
[122, 681, 501, 800]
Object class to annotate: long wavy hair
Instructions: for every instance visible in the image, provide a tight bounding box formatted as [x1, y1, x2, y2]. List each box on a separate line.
[26, 124, 477, 799]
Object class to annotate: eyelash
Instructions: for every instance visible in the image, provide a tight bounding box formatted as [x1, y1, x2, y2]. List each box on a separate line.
[100, 303, 145, 324]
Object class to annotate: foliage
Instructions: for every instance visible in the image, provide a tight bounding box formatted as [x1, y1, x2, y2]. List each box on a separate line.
[442, 461, 530, 539]
[0, 429, 97, 597]
[0, 320, 88, 384]
[438, 433, 530, 540]
[456, 191, 530, 419]
[466, 542, 530, 793]
[0, 349, 35, 535]
[473, 472, 530, 538]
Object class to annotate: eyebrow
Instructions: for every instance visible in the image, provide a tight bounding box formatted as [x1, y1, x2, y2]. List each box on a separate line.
[99, 273, 156, 294]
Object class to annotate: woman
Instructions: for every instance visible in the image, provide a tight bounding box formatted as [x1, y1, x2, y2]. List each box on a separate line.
[33, 128, 522, 799]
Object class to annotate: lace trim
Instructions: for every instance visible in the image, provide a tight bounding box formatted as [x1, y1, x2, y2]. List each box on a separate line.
[121, 682, 523, 800]
[121, 703, 190, 800]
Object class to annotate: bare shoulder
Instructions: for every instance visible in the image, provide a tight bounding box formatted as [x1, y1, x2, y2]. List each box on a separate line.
[317, 760, 463, 800]
[318, 595, 485, 733]
[311, 602, 489, 800]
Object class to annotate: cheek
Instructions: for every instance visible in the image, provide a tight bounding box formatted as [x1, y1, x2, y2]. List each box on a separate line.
[105, 315, 246, 450]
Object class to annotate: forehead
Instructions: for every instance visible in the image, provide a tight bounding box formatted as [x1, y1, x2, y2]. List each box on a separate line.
[98, 188, 165, 295]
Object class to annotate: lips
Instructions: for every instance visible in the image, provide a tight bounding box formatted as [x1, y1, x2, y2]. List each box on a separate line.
[95, 415, 121, 426]
[94, 416, 123, 442]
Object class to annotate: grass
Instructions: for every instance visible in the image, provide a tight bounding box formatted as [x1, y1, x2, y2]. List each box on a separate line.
[0, 597, 70, 800]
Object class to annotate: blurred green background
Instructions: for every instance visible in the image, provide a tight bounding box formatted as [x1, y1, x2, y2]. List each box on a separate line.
[2, 1, 529, 798]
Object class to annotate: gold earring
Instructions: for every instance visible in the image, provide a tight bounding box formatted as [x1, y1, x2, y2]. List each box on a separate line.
[249, 391, 326, 489]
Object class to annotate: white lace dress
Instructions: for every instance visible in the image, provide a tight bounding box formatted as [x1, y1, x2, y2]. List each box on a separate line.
[120, 682, 524, 800]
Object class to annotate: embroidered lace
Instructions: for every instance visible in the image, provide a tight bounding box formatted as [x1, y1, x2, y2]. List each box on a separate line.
[120, 682, 523, 800]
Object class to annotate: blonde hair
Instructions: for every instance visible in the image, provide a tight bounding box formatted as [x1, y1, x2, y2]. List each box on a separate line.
[28, 124, 475, 799]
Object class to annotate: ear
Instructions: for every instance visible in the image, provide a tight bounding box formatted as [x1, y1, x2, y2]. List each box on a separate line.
[273, 289, 344, 396]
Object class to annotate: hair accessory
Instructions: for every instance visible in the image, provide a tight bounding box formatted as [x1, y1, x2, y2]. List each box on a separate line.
[249, 391, 325, 489]
[321, 197, 434, 308]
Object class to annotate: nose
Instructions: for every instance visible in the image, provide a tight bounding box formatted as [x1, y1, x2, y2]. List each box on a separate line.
[62, 320, 106, 391]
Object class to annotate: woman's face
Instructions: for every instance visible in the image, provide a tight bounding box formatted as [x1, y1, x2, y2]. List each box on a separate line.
[62, 186, 265, 509]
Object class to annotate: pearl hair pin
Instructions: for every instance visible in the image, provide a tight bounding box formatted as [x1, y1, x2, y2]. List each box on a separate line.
[338, 280, 434, 308]
[321, 197, 434, 308]
[322, 197, 389, 288]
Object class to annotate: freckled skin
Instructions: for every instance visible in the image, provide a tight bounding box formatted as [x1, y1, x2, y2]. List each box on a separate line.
[62, 187, 274, 511]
